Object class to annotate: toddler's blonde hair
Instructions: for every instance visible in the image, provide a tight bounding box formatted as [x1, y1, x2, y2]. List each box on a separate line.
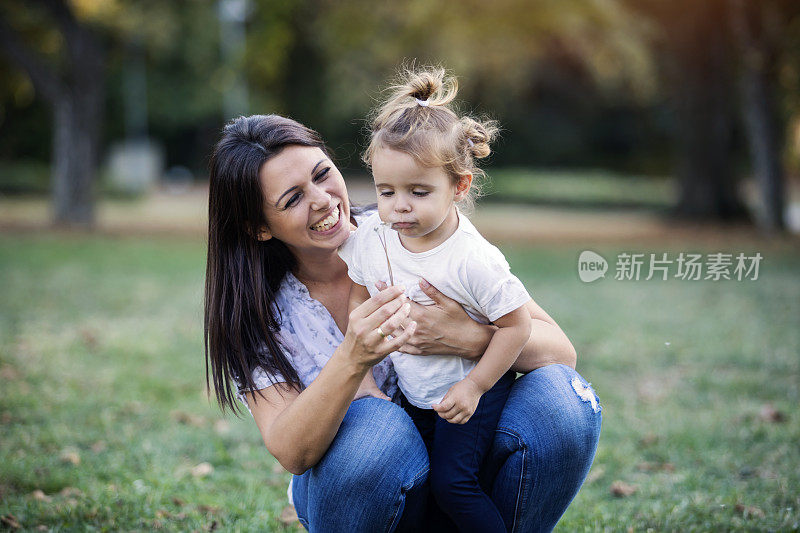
[364, 66, 498, 212]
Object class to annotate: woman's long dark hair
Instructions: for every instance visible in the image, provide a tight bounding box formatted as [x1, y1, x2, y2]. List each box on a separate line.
[205, 114, 330, 413]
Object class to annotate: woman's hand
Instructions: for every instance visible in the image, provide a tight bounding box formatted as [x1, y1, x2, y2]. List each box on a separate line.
[343, 285, 417, 369]
[375, 279, 492, 358]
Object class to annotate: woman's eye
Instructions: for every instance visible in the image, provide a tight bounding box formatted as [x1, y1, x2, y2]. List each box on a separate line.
[285, 193, 301, 208]
[313, 168, 329, 182]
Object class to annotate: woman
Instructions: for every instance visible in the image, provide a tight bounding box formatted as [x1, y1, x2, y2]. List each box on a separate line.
[205, 114, 602, 532]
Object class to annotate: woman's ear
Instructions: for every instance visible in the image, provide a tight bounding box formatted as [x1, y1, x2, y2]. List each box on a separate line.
[454, 173, 473, 201]
[256, 226, 272, 241]
[247, 223, 272, 241]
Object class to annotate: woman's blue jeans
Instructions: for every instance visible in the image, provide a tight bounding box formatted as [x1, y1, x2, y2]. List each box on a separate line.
[292, 364, 602, 532]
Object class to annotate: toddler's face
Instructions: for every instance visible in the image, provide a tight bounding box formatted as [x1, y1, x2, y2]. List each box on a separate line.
[371, 147, 458, 248]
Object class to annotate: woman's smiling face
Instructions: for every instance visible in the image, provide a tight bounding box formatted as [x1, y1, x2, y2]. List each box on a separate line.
[258, 145, 351, 255]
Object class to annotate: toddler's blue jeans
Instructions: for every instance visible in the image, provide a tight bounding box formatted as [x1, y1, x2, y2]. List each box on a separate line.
[292, 363, 602, 532]
[401, 370, 515, 532]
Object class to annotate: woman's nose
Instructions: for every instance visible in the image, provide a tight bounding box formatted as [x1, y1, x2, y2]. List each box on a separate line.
[309, 185, 333, 211]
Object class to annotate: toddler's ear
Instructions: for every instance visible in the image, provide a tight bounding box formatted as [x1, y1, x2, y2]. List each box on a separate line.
[454, 173, 473, 200]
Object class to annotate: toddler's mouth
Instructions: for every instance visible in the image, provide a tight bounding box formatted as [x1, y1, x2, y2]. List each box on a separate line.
[391, 222, 415, 230]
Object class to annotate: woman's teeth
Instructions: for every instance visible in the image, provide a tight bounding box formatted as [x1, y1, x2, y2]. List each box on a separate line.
[310, 206, 340, 231]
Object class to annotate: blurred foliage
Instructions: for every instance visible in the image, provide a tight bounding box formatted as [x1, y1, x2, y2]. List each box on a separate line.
[0, 0, 798, 180]
[483, 168, 675, 209]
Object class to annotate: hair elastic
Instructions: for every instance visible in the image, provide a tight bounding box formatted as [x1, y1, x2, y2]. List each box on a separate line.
[467, 138, 475, 148]
[415, 98, 430, 107]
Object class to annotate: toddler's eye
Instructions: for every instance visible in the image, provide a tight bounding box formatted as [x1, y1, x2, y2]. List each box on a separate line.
[412, 190, 430, 197]
[378, 190, 394, 197]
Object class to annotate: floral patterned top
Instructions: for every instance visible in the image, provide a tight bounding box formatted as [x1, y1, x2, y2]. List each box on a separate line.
[237, 212, 398, 412]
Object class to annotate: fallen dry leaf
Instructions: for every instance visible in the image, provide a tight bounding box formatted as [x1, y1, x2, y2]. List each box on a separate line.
[59, 487, 83, 498]
[191, 462, 214, 478]
[172, 410, 206, 427]
[36, 526, 48, 531]
[198, 504, 220, 515]
[171, 496, 186, 507]
[59, 449, 81, 466]
[1, 514, 21, 529]
[610, 480, 637, 497]
[30, 490, 51, 502]
[735, 503, 765, 518]
[639, 434, 659, 447]
[90, 441, 107, 453]
[279, 506, 298, 525]
[758, 404, 787, 423]
[80, 328, 98, 350]
[636, 461, 675, 473]
[0, 365, 20, 380]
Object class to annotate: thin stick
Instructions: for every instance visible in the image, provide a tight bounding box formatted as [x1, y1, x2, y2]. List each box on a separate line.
[373, 224, 394, 286]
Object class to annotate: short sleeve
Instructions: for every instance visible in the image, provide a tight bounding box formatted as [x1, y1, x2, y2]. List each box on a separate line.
[235, 365, 287, 412]
[464, 249, 531, 323]
[243, 365, 286, 391]
[338, 228, 367, 286]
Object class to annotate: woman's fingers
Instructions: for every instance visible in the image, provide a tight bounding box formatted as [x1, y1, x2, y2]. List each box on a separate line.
[351, 285, 406, 321]
[383, 320, 417, 352]
[397, 343, 421, 355]
[378, 303, 412, 338]
[418, 278, 460, 311]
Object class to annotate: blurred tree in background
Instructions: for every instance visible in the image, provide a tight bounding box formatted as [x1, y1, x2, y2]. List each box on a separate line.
[1, 0, 798, 229]
[0, 0, 105, 226]
[628, 0, 799, 229]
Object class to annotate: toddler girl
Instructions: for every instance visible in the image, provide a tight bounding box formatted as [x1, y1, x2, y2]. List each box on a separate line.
[338, 67, 531, 532]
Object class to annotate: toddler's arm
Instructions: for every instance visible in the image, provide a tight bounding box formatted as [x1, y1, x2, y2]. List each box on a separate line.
[348, 282, 391, 401]
[432, 305, 531, 423]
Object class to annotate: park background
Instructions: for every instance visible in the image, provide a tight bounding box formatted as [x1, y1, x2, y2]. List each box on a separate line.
[1, 0, 799, 530]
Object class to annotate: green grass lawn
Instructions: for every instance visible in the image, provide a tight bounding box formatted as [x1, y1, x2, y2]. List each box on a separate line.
[1, 234, 798, 531]
[483, 168, 675, 209]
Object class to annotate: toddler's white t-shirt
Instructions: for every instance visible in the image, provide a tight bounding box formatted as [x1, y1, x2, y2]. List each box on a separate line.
[338, 209, 531, 408]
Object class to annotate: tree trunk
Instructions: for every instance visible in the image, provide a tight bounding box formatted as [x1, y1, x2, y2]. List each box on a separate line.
[672, 70, 746, 220]
[0, 0, 105, 228]
[731, 0, 786, 232]
[52, 87, 102, 226]
[668, 1, 749, 220]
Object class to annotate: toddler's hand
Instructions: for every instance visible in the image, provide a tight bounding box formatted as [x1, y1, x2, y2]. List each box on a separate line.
[431, 377, 485, 424]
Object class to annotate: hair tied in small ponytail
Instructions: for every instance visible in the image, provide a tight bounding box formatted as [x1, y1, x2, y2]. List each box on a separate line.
[415, 98, 430, 107]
